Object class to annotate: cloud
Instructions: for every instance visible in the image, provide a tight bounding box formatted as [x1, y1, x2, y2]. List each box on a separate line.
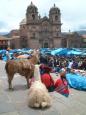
[0, 21, 8, 29]
[79, 24, 86, 30]
[56, 0, 86, 31]
[0, 0, 86, 32]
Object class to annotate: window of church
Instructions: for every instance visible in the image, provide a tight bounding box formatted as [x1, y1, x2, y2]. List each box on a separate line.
[20, 37, 28, 48]
[3, 41, 5, 44]
[55, 15, 58, 20]
[32, 14, 35, 20]
[42, 21, 49, 26]
[11, 43, 15, 49]
[32, 26, 36, 29]
[31, 33, 36, 39]
[23, 26, 25, 29]
[43, 42, 48, 48]
[31, 26, 36, 30]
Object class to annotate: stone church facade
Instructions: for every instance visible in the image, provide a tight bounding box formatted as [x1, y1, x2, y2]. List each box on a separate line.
[8, 2, 83, 49]
[18, 2, 62, 49]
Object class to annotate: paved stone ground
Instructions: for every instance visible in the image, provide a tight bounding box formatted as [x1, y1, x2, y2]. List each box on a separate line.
[0, 60, 86, 115]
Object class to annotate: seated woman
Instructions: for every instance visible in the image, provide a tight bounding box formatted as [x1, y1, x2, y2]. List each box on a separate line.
[54, 69, 69, 97]
[66, 70, 86, 90]
[40, 64, 55, 92]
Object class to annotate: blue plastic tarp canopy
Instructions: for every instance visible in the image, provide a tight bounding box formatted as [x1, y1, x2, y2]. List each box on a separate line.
[51, 48, 63, 55]
[9, 49, 31, 55]
[82, 53, 86, 56]
[58, 48, 70, 56]
[40, 48, 51, 55]
[51, 48, 71, 56]
[67, 50, 82, 56]
[0, 49, 6, 54]
[2, 56, 7, 61]
[66, 73, 86, 90]
[81, 50, 86, 56]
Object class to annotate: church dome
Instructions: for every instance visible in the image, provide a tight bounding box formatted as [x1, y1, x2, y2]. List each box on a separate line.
[26, 2, 38, 13]
[49, 4, 60, 14]
[20, 18, 26, 25]
[42, 16, 49, 21]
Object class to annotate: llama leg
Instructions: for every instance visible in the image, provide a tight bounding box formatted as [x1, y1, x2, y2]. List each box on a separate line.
[26, 72, 33, 88]
[26, 77, 30, 88]
[8, 74, 14, 90]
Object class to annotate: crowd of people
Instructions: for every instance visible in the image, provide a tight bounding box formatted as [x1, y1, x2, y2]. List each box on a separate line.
[40, 54, 86, 71]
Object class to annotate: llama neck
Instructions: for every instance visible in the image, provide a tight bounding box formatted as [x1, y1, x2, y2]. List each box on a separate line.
[34, 64, 41, 81]
[29, 56, 38, 64]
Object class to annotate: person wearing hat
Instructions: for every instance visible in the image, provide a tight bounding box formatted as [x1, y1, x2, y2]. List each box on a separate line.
[40, 64, 55, 92]
[54, 68, 69, 97]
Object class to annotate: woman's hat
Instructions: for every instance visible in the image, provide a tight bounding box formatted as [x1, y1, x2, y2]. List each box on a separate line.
[59, 68, 66, 77]
[40, 64, 52, 72]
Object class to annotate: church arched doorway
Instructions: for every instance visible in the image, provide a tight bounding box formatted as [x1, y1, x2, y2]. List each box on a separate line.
[43, 42, 49, 48]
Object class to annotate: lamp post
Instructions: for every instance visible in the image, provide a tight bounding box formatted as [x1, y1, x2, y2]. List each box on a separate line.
[8, 40, 10, 48]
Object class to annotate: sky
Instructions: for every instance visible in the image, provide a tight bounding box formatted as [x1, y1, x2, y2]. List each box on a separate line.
[0, 0, 86, 33]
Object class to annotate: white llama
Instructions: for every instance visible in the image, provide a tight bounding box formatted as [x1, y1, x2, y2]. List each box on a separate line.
[27, 64, 52, 108]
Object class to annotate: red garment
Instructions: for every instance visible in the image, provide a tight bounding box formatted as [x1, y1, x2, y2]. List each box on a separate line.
[54, 78, 69, 95]
[41, 73, 54, 88]
[40, 64, 52, 72]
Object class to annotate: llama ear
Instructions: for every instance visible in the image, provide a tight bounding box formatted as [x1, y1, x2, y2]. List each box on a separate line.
[34, 49, 39, 53]
[34, 49, 37, 53]
[29, 50, 33, 55]
[36, 49, 39, 54]
[32, 49, 40, 56]
[31, 49, 36, 56]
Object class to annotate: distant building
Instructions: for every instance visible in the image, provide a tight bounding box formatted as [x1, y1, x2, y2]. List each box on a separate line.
[62, 32, 82, 48]
[9, 30, 20, 49]
[81, 34, 86, 48]
[0, 35, 12, 49]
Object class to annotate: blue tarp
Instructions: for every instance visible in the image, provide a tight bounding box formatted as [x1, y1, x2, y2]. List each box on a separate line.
[0, 50, 6, 54]
[40, 48, 52, 55]
[51, 48, 82, 56]
[57, 48, 70, 56]
[66, 73, 86, 90]
[51, 48, 63, 55]
[67, 50, 82, 56]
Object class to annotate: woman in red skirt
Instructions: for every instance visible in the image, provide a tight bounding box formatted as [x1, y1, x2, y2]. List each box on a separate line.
[40, 64, 55, 92]
[54, 68, 69, 97]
